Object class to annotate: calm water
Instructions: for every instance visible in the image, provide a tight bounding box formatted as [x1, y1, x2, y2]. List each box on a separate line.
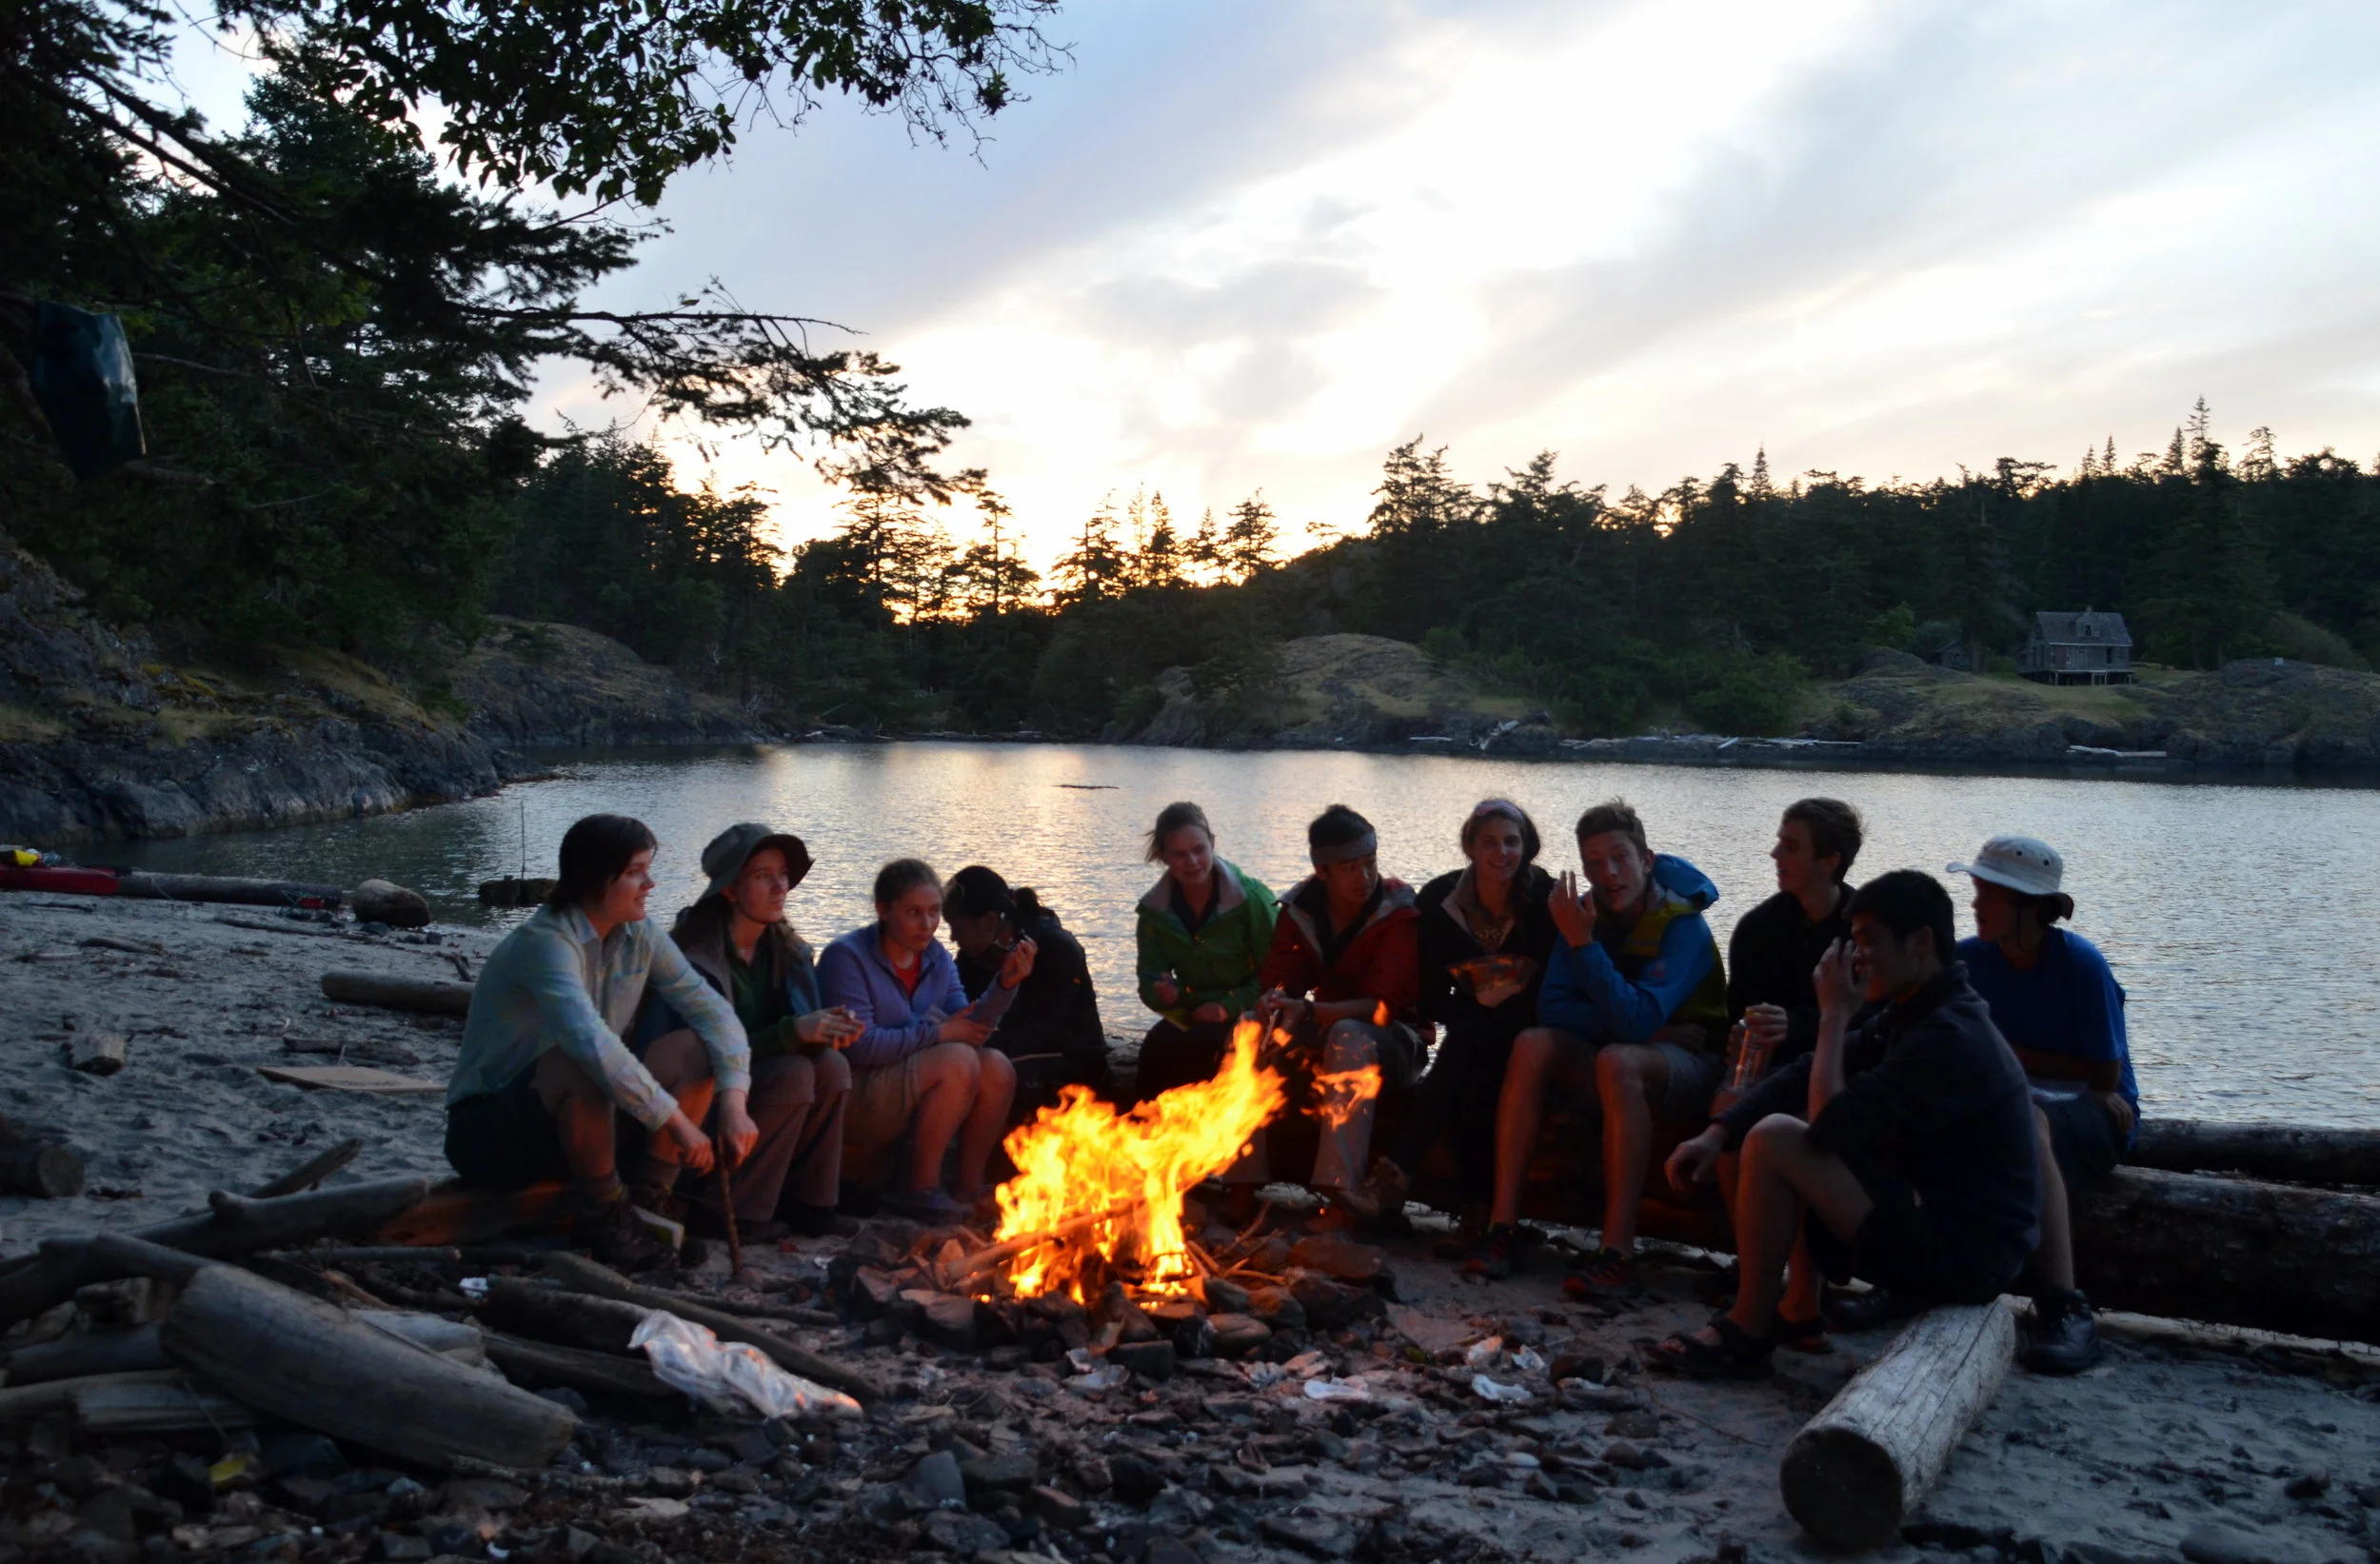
[105, 743, 2380, 1128]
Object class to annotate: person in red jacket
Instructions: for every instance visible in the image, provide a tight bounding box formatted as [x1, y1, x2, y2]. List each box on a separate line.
[1243, 803, 1424, 1217]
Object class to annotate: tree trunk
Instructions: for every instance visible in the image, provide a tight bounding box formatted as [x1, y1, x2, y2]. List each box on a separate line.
[320, 971, 473, 1017]
[1779, 1300, 2017, 1547]
[543, 1254, 882, 1404]
[2072, 1167, 2380, 1343]
[0, 1176, 432, 1327]
[482, 1332, 678, 1402]
[2129, 1119, 2380, 1188]
[160, 1264, 574, 1470]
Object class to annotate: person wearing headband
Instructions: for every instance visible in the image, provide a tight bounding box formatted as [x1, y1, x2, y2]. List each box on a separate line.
[1951, 835, 2137, 1375]
[1132, 801, 1280, 1114]
[1360, 799, 1557, 1226]
[1243, 803, 1425, 1219]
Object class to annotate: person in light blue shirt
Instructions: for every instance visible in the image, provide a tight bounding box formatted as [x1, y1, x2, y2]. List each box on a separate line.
[446, 814, 755, 1267]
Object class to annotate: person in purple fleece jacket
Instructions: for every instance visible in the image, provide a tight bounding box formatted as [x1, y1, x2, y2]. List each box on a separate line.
[819, 858, 1037, 1223]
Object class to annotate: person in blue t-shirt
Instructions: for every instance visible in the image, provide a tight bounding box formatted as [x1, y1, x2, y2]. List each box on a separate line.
[1951, 834, 2138, 1376]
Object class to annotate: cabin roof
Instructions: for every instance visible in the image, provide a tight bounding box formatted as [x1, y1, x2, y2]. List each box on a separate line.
[2031, 609, 2132, 647]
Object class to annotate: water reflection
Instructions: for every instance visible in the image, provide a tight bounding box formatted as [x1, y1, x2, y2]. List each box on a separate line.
[106, 742, 2380, 1127]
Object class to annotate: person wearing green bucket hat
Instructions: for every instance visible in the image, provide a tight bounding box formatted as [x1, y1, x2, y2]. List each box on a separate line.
[636, 822, 863, 1240]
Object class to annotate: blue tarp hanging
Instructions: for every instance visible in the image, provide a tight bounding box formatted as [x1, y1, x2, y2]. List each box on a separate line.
[29, 302, 145, 480]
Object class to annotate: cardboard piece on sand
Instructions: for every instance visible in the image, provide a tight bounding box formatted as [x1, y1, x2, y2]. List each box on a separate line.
[256, 1064, 443, 1096]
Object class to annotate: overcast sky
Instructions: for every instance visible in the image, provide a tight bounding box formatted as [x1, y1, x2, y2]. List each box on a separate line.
[178, 0, 2380, 568]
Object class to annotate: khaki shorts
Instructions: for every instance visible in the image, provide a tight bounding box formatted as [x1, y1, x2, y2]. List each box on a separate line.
[845, 1053, 927, 1159]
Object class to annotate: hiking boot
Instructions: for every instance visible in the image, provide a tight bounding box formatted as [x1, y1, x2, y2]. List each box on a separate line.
[1561, 1245, 1639, 1299]
[1462, 1222, 1523, 1280]
[2024, 1289, 2104, 1375]
[581, 1197, 673, 1272]
[785, 1201, 862, 1238]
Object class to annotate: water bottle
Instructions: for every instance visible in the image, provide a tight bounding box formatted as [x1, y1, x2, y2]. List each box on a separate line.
[1713, 1021, 1774, 1112]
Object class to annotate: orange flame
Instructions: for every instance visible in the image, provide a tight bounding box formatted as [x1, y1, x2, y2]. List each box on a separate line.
[993, 1019, 1286, 1300]
[1373, 1001, 1390, 1026]
[1312, 1063, 1381, 1131]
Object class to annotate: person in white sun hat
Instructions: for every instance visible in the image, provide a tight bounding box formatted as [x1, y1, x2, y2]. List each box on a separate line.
[1950, 834, 2138, 1377]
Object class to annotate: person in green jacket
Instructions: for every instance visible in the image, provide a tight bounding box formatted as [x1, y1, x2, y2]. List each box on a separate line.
[1131, 801, 1279, 1104]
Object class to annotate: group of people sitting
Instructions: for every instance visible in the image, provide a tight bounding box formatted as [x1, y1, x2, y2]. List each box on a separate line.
[444, 788, 2138, 1380]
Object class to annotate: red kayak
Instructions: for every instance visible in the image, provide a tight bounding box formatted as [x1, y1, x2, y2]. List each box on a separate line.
[0, 865, 125, 896]
[0, 865, 343, 909]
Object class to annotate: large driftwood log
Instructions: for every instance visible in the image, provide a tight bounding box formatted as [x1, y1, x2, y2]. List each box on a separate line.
[544, 1254, 882, 1404]
[483, 1333, 678, 1401]
[1, 1323, 168, 1385]
[481, 1277, 650, 1354]
[0, 1175, 432, 1326]
[2130, 1119, 2380, 1188]
[375, 1179, 576, 1247]
[73, 1376, 256, 1434]
[0, 1369, 197, 1422]
[0, 1127, 85, 1199]
[1779, 1300, 2018, 1547]
[114, 871, 343, 909]
[2072, 1166, 2380, 1343]
[160, 1263, 574, 1470]
[321, 970, 472, 1017]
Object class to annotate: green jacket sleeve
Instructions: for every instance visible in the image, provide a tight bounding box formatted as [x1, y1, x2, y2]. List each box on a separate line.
[1136, 907, 1192, 1027]
[1213, 875, 1279, 1019]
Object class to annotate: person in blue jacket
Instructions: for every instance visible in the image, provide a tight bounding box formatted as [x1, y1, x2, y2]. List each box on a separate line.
[1466, 799, 1728, 1295]
[1952, 834, 2139, 1376]
[818, 859, 1037, 1224]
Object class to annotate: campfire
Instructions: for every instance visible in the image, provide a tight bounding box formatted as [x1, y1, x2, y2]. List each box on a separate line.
[984, 1018, 1375, 1302]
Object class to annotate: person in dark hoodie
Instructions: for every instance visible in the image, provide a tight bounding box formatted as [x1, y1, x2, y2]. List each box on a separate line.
[638, 823, 863, 1240]
[1357, 799, 1558, 1220]
[1466, 799, 1728, 1294]
[1653, 870, 2041, 1379]
[943, 865, 1108, 1121]
[1244, 803, 1423, 1214]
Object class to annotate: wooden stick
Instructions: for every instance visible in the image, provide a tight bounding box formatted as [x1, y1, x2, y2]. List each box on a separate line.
[482, 1332, 679, 1402]
[718, 1160, 744, 1277]
[248, 1138, 365, 1198]
[542, 1254, 882, 1404]
[951, 1198, 1148, 1284]
[320, 970, 473, 1017]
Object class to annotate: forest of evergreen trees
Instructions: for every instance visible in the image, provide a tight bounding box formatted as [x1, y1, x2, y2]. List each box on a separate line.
[481, 404, 2380, 739]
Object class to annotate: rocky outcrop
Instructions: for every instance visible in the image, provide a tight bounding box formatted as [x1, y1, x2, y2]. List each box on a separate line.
[1126, 634, 1545, 751]
[453, 620, 768, 748]
[0, 530, 778, 846]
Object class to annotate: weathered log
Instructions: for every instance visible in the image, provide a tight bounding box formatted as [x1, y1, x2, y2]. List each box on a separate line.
[2130, 1119, 2380, 1188]
[0, 1130, 85, 1199]
[375, 1179, 577, 1247]
[481, 1277, 649, 1355]
[248, 1138, 365, 1198]
[478, 878, 557, 909]
[2071, 1166, 2380, 1343]
[114, 871, 342, 910]
[355, 1311, 486, 1365]
[1780, 1300, 2018, 1547]
[1, 1323, 168, 1385]
[483, 1332, 678, 1401]
[67, 1031, 127, 1077]
[321, 970, 474, 1017]
[544, 1253, 882, 1404]
[0, 1175, 432, 1326]
[0, 1369, 195, 1423]
[73, 1375, 255, 1434]
[160, 1263, 574, 1469]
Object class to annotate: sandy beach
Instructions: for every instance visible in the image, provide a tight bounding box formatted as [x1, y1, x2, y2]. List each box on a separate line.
[0, 890, 2374, 1564]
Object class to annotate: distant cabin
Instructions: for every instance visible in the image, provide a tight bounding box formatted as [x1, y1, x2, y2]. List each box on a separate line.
[1927, 636, 1976, 673]
[2021, 610, 2133, 685]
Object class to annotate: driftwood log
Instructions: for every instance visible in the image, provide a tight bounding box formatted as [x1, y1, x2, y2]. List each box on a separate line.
[67, 1032, 127, 1077]
[2071, 1167, 2380, 1343]
[375, 1180, 577, 1247]
[0, 1369, 198, 1423]
[321, 970, 472, 1017]
[114, 871, 342, 910]
[483, 1333, 677, 1401]
[1779, 1300, 2018, 1547]
[248, 1138, 365, 1199]
[544, 1254, 882, 1404]
[0, 1126, 85, 1198]
[156, 1260, 574, 1469]
[1, 1323, 169, 1385]
[2130, 1119, 2380, 1188]
[0, 1175, 432, 1327]
[481, 1277, 651, 1355]
[73, 1375, 256, 1434]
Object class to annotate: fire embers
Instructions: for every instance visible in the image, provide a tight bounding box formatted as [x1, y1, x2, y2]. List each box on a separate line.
[991, 1020, 1286, 1302]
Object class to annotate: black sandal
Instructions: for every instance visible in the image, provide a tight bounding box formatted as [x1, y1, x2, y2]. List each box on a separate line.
[1774, 1311, 1831, 1354]
[1647, 1312, 1776, 1379]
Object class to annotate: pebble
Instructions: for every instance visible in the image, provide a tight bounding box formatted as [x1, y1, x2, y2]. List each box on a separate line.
[1259, 1514, 1357, 1558]
[2179, 1522, 2288, 1564]
[906, 1451, 966, 1508]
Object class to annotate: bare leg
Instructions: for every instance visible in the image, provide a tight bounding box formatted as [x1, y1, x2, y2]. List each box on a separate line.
[636, 1029, 716, 1190]
[1726, 1116, 1874, 1339]
[1489, 1028, 1563, 1225]
[2032, 1105, 2076, 1292]
[905, 1043, 982, 1193]
[1593, 1043, 1669, 1254]
[955, 1048, 1018, 1201]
